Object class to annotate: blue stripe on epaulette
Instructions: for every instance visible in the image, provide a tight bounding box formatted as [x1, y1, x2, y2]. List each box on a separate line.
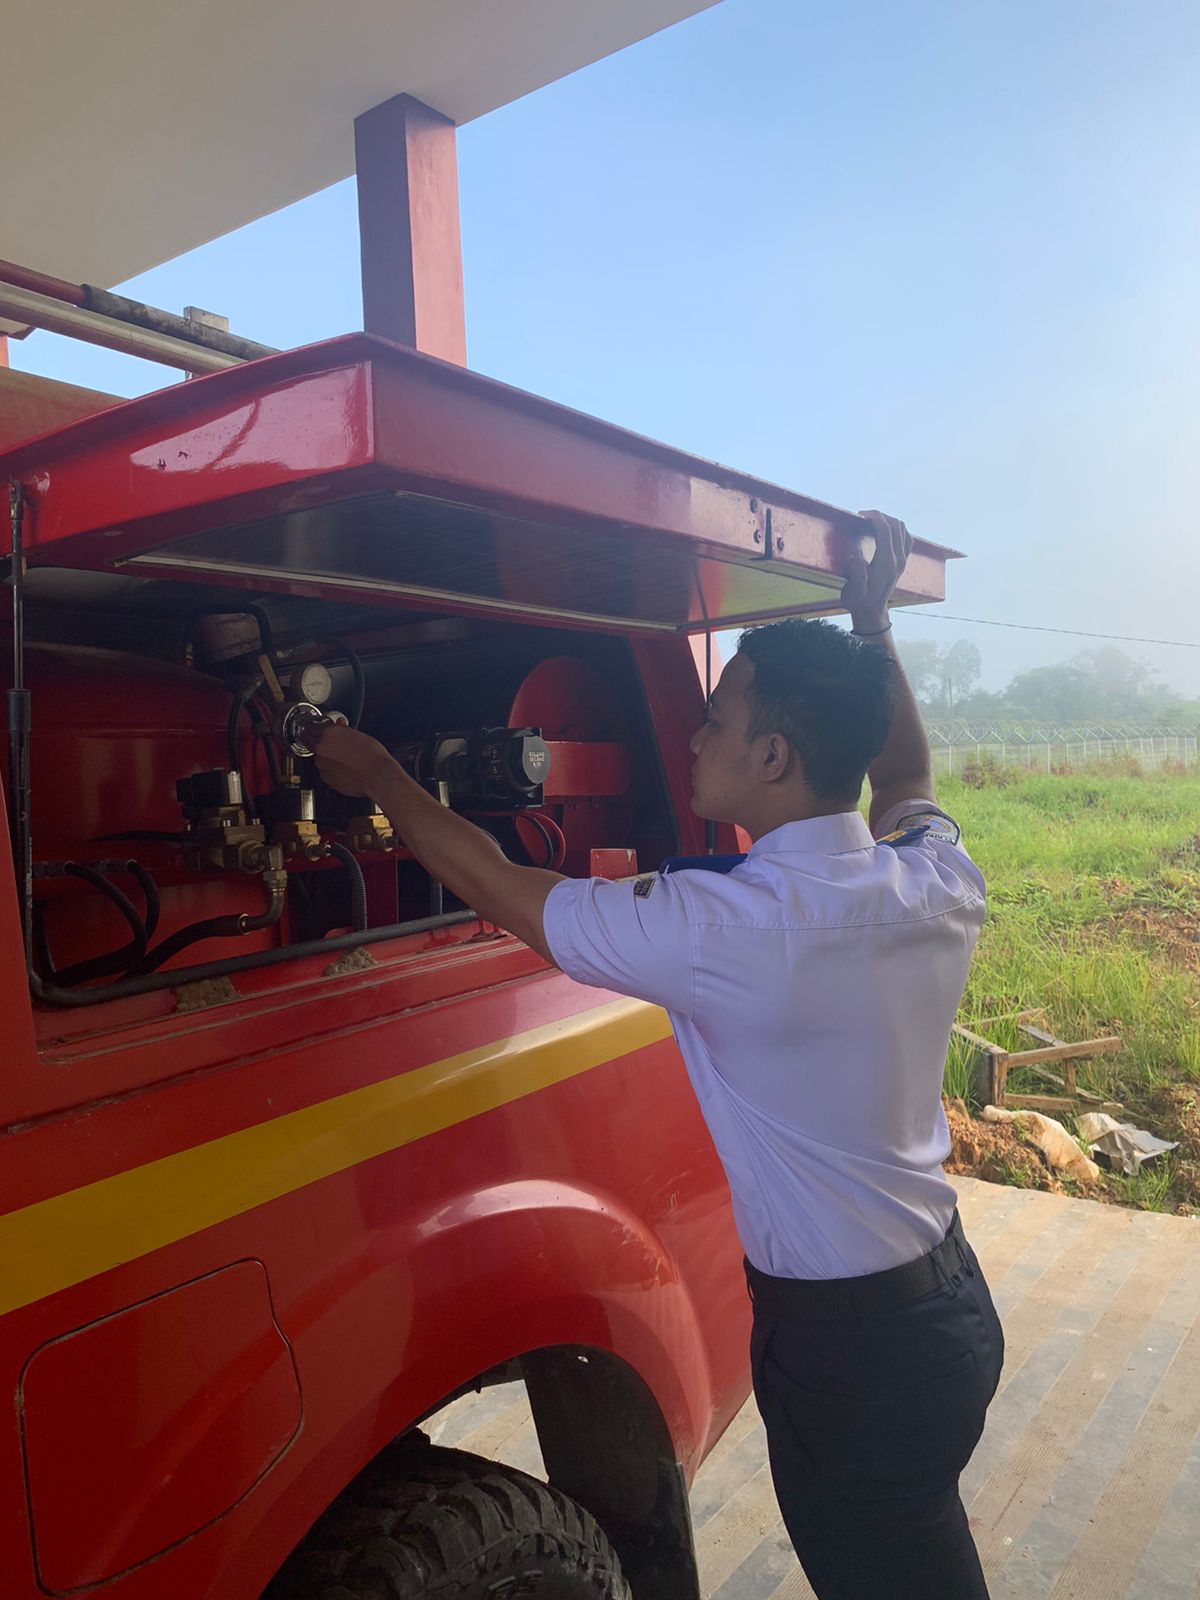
[659, 853, 748, 876]
[877, 824, 931, 849]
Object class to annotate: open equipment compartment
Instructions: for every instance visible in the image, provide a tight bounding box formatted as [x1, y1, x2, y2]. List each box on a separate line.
[1, 335, 958, 1012]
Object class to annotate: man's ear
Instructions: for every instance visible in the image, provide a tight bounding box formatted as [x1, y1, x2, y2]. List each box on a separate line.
[759, 732, 794, 784]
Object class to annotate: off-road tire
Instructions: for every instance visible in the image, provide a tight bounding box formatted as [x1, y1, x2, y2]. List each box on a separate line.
[262, 1436, 633, 1599]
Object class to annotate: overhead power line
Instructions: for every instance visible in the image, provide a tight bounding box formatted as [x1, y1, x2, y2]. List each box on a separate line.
[893, 612, 1198, 650]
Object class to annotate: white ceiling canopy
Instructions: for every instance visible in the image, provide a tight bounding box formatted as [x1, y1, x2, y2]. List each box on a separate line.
[1, 2, 718, 293]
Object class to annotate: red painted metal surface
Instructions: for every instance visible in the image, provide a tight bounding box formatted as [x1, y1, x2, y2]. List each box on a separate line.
[0, 328, 952, 1599]
[543, 741, 630, 797]
[509, 655, 633, 874]
[21, 1261, 301, 1590]
[0, 336, 956, 627]
[0, 367, 120, 453]
[355, 96, 467, 364]
[589, 847, 639, 880]
[9, 644, 283, 979]
[0, 610, 749, 1600]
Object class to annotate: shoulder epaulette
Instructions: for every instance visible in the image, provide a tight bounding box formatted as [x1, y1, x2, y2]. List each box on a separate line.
[659, 853, 748, 876]
[876, 824, 932, 849]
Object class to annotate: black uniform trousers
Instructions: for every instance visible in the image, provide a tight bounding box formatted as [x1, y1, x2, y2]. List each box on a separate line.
[747, 1212, 1003, 1599]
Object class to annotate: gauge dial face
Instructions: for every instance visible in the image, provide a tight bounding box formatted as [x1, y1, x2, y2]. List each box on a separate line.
[297, 662, 334, 706]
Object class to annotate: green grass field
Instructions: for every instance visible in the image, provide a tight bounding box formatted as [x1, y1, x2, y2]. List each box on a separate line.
[931, 765, 1200, 1213]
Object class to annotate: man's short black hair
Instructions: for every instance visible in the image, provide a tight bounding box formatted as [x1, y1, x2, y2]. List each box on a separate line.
[736, 618, 895, 801]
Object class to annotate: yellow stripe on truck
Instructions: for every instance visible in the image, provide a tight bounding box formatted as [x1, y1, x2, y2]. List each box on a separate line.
[0, 998, 672, 1318]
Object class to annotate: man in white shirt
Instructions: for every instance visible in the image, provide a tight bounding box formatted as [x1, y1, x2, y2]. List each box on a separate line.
[314, 511, 1003, 1600]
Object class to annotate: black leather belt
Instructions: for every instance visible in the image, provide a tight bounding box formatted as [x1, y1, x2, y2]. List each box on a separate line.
[745, 1211, 969, 1321]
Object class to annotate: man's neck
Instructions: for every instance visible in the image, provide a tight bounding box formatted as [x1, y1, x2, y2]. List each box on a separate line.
[742, 794, 857, 844]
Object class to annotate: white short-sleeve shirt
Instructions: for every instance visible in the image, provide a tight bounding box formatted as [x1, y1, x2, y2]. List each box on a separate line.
[543, 801, 985, 1280]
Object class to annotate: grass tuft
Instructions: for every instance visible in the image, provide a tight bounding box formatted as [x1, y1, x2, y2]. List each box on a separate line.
[915, 767, 1200, 1214]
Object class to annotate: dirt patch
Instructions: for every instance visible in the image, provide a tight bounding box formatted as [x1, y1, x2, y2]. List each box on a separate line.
[1137, 1083, 1200, 1153]
[943, 1097, 1070, 1194]
[947, 1087, 1200, 1216]
[1121, 1082, 1200, 1213]
[1117, 906, 1200, 972]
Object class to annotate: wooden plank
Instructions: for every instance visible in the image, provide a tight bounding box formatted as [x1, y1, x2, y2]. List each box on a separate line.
[1005, 1038, 1122, 1069]
[1019, 1023, 1062, 1047]
[1014, 1063, 1077, 1089]
[1076, 1086, 1124, 1110]
[953, 1023, 1010, 1057]
[975, 1008, 1047, 1030]
[1003, 1094, 1081, 1112]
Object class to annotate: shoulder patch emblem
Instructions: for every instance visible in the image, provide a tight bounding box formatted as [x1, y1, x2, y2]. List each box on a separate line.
[633, 875, 656, 898]
[896, 810, 961, 846]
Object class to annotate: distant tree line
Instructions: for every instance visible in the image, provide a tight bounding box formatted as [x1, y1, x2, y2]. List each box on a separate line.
[895, 640, 1199, 729]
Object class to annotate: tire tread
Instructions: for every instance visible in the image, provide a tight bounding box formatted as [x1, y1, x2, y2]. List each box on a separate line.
[263, 1441, 631, 1600]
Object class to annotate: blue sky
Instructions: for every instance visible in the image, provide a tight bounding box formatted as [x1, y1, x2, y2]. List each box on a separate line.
[11, 0, 1200, 695]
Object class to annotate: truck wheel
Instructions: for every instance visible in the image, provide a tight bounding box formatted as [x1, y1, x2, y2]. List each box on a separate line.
[263, 1436, 633, 1599]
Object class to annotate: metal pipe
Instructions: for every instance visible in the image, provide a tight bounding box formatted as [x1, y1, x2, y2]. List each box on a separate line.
[0, 283, 248, 374]
[704, 627, 715, 855]
[0, 258, 276, 365]
[84, 288, 276, 364]
[8, 481, 23, 684]
[29, 910, 478, 1009]
[6, 481, 32, 968]
[0, 257, 87, 307]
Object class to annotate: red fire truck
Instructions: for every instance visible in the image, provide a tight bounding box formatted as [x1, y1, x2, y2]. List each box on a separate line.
[0, 9, 956, 1596]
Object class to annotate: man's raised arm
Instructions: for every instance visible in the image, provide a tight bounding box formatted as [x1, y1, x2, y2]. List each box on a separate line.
[843, 510, 936, 833]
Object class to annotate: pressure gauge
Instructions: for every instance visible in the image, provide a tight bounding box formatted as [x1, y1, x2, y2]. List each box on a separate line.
[295, 662, 333, 706]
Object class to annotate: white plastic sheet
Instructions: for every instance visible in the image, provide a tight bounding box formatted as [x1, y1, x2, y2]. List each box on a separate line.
[1076, 1112, 1178, 1176]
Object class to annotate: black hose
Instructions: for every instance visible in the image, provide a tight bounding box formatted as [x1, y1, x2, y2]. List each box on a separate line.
[30, 910, 478, 1008]
[35, 861, 149, 986]
[127, 873, 287, 977]
[227, 684, 283, 784]
[227, 686, 252, 775]
[328, 842, 368, 932]
[251, 695, 283, 785]
[519, 812, 559, 870]
[246, 602, 276, 656]
[32, 901, 54, 978]
[108, 859, 161, 941]
[59, 862, 145, 939]
[288, 871, 315, 943]
[133, 915, 243, 977]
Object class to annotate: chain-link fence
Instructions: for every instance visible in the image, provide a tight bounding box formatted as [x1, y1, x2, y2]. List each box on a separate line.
[923, 722, 1199, 776]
